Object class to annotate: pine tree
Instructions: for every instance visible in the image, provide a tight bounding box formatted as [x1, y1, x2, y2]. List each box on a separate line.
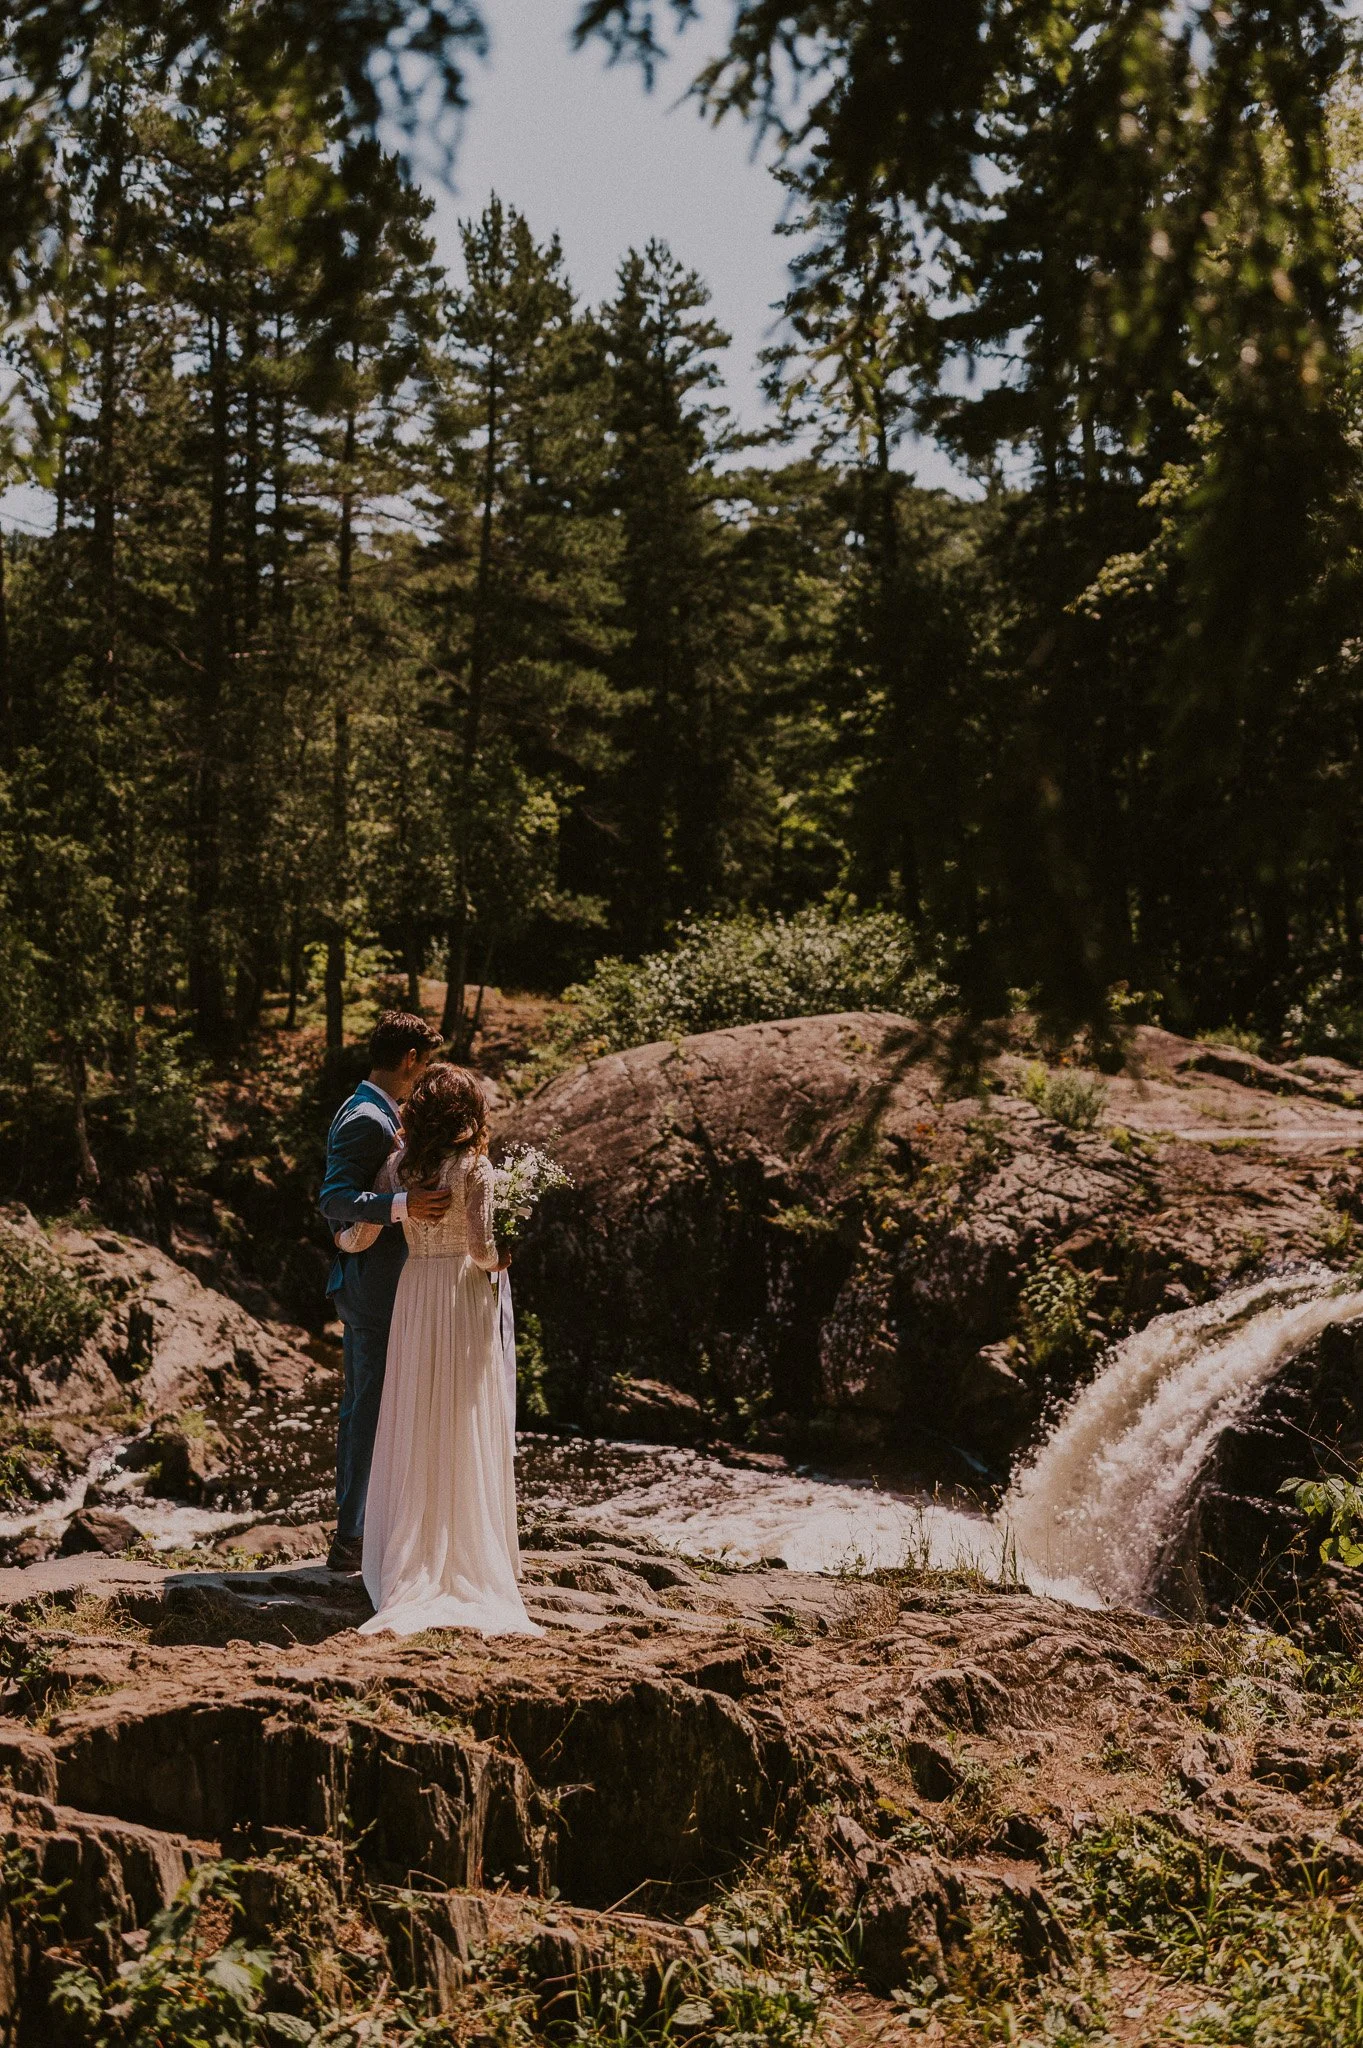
[598, 241, 736, 946]
[426, 197, 620, 1045]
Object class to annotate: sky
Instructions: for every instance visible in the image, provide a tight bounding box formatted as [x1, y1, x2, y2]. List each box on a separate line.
[434, 0, 793, 426]
[0, 0, 959, 532]
[432, 1, 963, 486]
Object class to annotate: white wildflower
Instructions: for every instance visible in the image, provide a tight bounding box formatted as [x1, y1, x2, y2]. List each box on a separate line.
[493, 1144, 572, 1241]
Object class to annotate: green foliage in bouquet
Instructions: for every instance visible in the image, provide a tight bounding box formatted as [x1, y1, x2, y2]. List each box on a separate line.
[493, 1144, 573, 1243]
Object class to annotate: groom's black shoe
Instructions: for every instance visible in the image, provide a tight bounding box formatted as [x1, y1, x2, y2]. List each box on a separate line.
[326, 1536, 363, 1574]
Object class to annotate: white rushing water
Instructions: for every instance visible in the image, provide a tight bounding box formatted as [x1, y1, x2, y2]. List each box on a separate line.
[999, 1268, 1363, 1607]
[522, 1441, 1008, 1579]
[528, 1267, 1363, 1612]
[10, 1267, 1359, 1609]
[0, 1442, 247, 1552]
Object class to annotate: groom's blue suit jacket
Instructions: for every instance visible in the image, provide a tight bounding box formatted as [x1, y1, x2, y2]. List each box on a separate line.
[320, 1080, 406, 1329]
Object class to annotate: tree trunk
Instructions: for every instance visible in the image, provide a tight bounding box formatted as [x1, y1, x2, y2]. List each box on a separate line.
[442, 346, 500, 1048]
[190, 296, 231, 1043]
[442, 908, 471, 1051]
[92, 86, 127, 698]
[53, 190, 74, 544]
[404, 928, 423, 1013]
[285, 903, 303, 1030]
[121, 804, 140, 1104]
[271, 313, 289, 620]
[871, 406, 921, 924]
[235, 955, 265, 1033]
[66, 1047, 100, 1191]
[326, 388, 358, 1057]
[1342, 854, 1361, 970]
[325, 914, 346, 1052]
[471, 930, 496, 1043]
[0, 527, 11, 767]
[243, 287, 261, 638]
[95, 272, 121, 686]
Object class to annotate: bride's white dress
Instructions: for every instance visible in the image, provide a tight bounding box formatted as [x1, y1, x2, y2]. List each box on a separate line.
[359, 1144, 540, 1638]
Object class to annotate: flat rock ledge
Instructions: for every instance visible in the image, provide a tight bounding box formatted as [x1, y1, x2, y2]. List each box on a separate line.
[2, 1533, 1363, 2042]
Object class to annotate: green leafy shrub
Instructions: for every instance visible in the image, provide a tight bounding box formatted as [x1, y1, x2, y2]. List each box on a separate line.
[1281, 1470, 1363, 1567]
[51, 1865, 310, 2047]
[1019, 1062, 1109, 1130]
[114, 1026, 212, 1181]
[0, 1222, 103, 1381]
[1018, 1256, 1099, 1376]
[1283, 971, 1363, 1065]
[1197, 1024, 1266, 1056]
[0, 1022, 209, 1215]
[1059, 1813, 1250, 1962]
[515, 907, 947, 1085]
[1318, 1201, 1358, 1264]
[421, 1863, 842, 2048]
[0, 1412, 61, 1507]
[514, 1310, 551, 1424]
[1230, 1227, 1269, 1276]
[1058, 1814, 1363, 2044]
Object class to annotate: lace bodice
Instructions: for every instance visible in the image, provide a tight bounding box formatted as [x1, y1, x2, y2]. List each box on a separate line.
[377, 1146, 500, 1268]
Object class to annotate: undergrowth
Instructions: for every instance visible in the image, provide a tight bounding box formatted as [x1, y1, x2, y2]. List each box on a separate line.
[511, 907, 946, 1089]
[15, 1590, 150, 1640]
[1052, 1815, 1363, 2047]
[0, 1408, 62, 1505]
[0, 1221, 103, 1382]
[29, 1758, 1363, 2048]
[912, 1814, 1363, 2044]
[1160, 1623, 1363, 1732]
[35, 1846, 852, 2048]
[52, 1865, 309, 2048]
[1018, 1063, 1109, 1132]
[1017, 1255, 1100, 1379]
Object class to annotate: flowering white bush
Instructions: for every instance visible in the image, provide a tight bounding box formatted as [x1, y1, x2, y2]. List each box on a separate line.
[515, 908, 948, 1086]
[492, 1143, 572, 1241]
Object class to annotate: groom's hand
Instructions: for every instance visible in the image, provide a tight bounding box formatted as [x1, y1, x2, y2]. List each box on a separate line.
[407, 1185, 453, 1221]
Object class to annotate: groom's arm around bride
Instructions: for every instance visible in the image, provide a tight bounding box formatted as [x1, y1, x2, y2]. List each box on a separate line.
[319, 1010, 448, 1570]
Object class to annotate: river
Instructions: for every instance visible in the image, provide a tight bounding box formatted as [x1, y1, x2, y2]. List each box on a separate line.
[7, 1265, 1361, 1612]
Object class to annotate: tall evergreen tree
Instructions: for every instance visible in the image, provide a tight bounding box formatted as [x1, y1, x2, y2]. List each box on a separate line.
[598, 241, 736, 945]
[427, 197, 620, 1045]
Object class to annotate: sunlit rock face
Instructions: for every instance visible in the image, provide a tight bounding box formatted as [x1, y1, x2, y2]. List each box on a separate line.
[3, 1526, 1362, 2040]
[500, 1014, 1363, 1469]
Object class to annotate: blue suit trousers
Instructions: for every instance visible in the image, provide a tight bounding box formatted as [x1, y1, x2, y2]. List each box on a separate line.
[335, 1315, 391, 1546]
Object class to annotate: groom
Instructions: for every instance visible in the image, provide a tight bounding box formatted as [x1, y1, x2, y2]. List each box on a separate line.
[320, 1010, 447, 1573]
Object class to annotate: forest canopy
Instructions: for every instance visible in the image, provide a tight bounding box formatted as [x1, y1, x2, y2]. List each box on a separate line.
[3, 0, 1363, 1192]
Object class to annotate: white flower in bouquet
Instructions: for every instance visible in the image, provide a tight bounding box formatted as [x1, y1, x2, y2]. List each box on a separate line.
[493, 1143, 572, 1243]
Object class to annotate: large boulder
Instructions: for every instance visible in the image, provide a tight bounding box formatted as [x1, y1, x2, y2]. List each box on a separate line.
[500, 1014, 1361, 1468]
[1153, 1312, 1363, 1637]
[0, 1206, 320, 1422]
[59, 1510, 139, 1559]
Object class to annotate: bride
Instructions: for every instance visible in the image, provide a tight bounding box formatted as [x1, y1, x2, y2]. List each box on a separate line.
[351, 1064, 540, 1638]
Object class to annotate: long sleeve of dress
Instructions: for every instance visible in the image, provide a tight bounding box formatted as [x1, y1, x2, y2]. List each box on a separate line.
[463, 1154, 500, 1271]
[332, 1148, 401, 1254]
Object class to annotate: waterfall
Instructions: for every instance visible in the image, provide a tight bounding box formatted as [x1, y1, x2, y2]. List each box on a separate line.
[520, 1270, 1363, 1602]
[1001, 1268, 1363, 1608]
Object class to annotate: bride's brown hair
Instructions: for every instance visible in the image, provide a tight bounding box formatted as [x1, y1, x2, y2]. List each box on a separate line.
[398, 1065, 489, 1186]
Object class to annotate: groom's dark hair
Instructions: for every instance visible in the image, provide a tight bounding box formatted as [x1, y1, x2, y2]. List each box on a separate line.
[369, 1010, 444, 1069]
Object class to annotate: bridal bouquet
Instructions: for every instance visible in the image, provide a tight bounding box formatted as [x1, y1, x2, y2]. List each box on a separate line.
[493, 1143, 572, 1244]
